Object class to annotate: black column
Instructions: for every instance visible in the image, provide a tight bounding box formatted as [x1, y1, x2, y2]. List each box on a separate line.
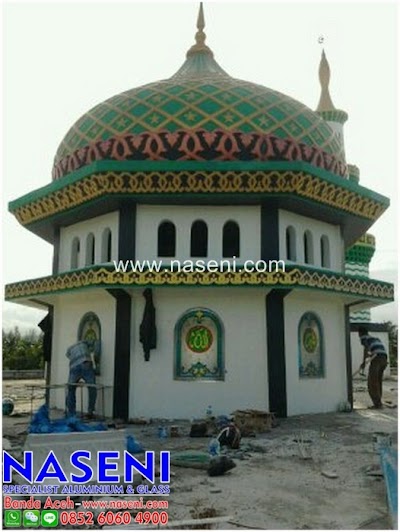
[106, 202, 136, 420]
[266, 289, 291, 417]
[107, 289, 132, 420]
[261, 205, 279, 261]
[36, 304, 54, 406]
[52, 227, 60, 274]
[344, 305, 353, 409]
[118, 203, 136, 261]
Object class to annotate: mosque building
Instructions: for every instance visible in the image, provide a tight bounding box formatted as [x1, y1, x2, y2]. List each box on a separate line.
[5, 5, 393, 420]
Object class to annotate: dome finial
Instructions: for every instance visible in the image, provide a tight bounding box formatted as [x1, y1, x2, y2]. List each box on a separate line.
[187, 3, 213, 57]
[197, 2, 205, 33]
[316, 49, 336, 112]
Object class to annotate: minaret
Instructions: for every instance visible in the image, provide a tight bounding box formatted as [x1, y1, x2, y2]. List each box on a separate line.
[316, 50, 348, 160]
[345, 234, 376, 322]
[330, 48, 376, 322]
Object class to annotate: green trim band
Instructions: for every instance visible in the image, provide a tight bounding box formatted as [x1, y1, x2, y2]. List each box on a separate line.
[345, 232, 376, 264]
[9, 168, 389, 228]
[4, 264, 394, 303]
[9, 160, 388, 213]
[345, 244, 375, 264]
[317, 109, 349, 125]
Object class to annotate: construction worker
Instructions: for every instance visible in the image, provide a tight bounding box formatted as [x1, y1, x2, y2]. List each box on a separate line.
[358, 327, 388, 409]
[65, 339, 97, 418]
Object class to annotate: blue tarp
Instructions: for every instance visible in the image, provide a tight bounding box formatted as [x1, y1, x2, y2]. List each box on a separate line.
[29, 405, 107, 433]
[379, 446, 398, 529]
[126, 435, 144, 454]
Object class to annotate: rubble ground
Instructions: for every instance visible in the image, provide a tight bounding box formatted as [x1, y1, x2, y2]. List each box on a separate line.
[2, 377, 397, 530]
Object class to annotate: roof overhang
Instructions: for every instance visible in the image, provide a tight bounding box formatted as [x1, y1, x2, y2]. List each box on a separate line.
[8, 161, 389, 247]
[5, 264, 394, 308]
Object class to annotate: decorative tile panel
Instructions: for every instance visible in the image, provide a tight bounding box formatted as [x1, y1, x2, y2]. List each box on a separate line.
[175, 308, 224, 380]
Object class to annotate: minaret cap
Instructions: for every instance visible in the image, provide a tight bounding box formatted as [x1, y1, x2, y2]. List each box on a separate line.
[186, 3, 214, 57]
[316, 50, 336, 112]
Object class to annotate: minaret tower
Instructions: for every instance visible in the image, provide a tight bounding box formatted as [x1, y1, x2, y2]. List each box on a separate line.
[316, 50, 377, 321]
[316, 50, 348, 152]
[345, 234, 376, 322]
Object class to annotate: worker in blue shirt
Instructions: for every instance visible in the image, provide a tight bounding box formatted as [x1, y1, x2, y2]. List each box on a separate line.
[66, 339, 97, 418]
[358, 327, 388, 409]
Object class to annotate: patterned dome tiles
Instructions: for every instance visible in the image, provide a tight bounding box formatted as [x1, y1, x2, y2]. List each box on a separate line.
[53, 77, 346, 180]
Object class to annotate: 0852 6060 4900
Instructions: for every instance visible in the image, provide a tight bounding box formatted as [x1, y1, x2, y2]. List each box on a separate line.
[59, 510, 169, 527]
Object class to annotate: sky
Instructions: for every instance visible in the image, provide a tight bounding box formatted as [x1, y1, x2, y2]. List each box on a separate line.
[2, 1, 398, 331]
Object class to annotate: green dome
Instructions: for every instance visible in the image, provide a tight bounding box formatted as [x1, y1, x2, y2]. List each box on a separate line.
[52, 13, 346, 180]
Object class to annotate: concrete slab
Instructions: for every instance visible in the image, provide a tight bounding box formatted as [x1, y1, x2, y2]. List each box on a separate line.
[22, 430, 127, 484]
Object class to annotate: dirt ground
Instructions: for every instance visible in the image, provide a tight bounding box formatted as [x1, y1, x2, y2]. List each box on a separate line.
[2, 376, 398, 530]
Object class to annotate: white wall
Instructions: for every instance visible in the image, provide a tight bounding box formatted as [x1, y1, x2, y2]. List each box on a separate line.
[284, 292, 347, 415]
[47, 285, 359, 420]
[129, 287, 268, 419]
[279, 209, 343, 271]
[351, 331, 391, 378]
[50, 291, 116, 417]
[135, 205, 261, 264]
[58, 211, 119, 272]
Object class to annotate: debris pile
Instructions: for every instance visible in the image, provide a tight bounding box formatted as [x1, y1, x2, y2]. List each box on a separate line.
[232, 409, 277, 435]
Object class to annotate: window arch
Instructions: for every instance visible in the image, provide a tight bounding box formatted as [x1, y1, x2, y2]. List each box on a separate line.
[320, 235, 330, 268]
[158, 221, 176, 257]
[298, 312, 324, 378]
[191, 220, 208, 257]
[78, 311, 102, 376]
[71, 237, 80, 269]
[223, 221, 240, 258]
[101, 228, 112, 263]
[303, 230, 314, 264]
[286, 226, 297, 261]
[174, 308, 224, 381]
[85, 233, 95, 266]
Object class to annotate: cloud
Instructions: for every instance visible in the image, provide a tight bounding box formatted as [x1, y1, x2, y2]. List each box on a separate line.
[2, 302, 47, 333]
[370, 269, 397, 324]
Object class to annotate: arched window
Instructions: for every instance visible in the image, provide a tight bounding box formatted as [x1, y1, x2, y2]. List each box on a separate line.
[304, 230, 314, 264]
[191, 220, 208, 257]
[85, 233, 95, 266]
[298, 312, 324, 378]
[101, 228, 112, 263]
[286, 226, 297, 261]
[158, 221, 176, 257]
[223, 221, 240, 258]
[71, 237, 80, 269]
[175, 308, 224, 381]
[320, 235, 330, 268]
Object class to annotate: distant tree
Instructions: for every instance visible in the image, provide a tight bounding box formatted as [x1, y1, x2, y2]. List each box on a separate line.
[2, 327, 44, 370]
[384, 321, 398, 369]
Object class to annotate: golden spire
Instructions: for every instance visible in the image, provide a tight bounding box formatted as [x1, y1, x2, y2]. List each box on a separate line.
[316, 50, 336, 112]
[186, 2, 213, 57]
